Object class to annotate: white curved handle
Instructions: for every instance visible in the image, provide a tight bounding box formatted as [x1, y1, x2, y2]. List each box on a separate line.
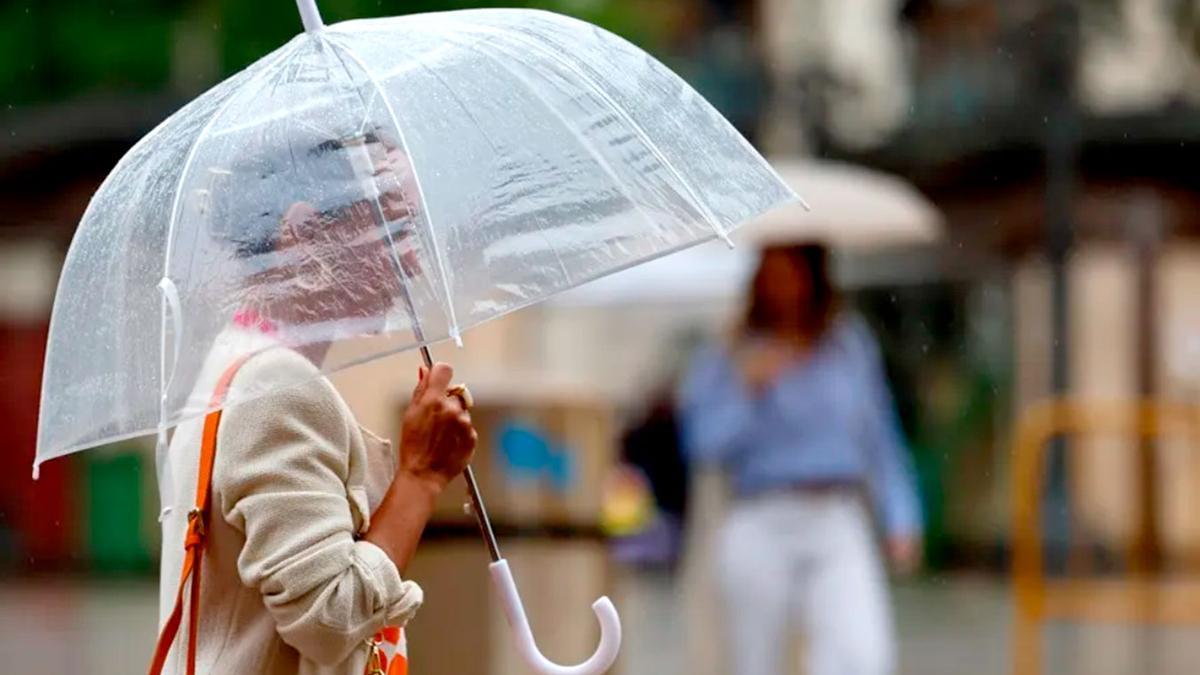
[489, 559, 622, 675]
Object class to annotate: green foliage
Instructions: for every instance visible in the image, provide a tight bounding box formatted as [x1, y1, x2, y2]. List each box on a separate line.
[0, 4, 38, 100]
[53, 5, 172, 92]
[1, 2, 174, 103]
[1, 1, 667, 104]
[86, 449, 152, 574]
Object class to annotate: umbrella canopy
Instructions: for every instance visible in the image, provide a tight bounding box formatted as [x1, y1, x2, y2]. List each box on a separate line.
[35, 8, 793, 472]
[739, 158, 942, 248]
[552, 158, 943, 306]
[551, 241, 756, 306]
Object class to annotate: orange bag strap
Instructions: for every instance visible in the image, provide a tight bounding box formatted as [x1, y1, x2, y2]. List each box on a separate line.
[148, 355, 253, 675]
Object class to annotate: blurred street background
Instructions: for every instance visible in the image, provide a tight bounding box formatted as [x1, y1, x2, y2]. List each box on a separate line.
[5, 0, 1200, 673]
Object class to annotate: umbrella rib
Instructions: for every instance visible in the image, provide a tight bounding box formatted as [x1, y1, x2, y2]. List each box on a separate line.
[163, 43, 299, 283]
[324, 34, 463, 344]
[33, 47, 296, 476]
[158, 43, 298, 409]
[345, 30, 581, 292]
[459, 21, 732, 246]
[400, 43, 574, 290]
[439, 30, 685, 286]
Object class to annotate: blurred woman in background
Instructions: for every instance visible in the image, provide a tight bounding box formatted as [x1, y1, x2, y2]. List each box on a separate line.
[678, 243, 921, 675]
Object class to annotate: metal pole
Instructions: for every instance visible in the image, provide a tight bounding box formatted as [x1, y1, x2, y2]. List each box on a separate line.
[416, 344, 503, 563]
[1037, 0, 1079, 570]
[1129, 193, 1164, 573]
[344, 137, 503, 563]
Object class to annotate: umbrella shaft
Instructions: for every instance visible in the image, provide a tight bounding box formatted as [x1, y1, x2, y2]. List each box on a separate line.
[418, 345, 502, 563]
[463, 465, 502, 562]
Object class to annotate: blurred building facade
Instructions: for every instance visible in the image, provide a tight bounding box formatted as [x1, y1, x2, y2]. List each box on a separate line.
[5, 0, 1200, 576]
[746, 0, 1200, 570]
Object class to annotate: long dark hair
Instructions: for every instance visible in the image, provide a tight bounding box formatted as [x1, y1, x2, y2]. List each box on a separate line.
[743, 243, 837, 340]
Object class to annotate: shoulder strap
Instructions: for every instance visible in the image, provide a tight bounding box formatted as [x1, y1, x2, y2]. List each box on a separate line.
[148, 355, 253, 675]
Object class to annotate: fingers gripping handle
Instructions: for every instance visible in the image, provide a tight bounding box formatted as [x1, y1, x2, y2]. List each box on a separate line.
[489, 560, 622, 675]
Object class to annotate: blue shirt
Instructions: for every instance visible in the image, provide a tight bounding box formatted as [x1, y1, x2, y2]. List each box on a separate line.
[677, 316, 922, 536]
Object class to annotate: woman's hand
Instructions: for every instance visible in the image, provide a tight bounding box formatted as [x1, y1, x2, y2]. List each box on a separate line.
[736, 340, 798, 392]
[397, 363, 478, 494]
[367, 362, 476, 573]
[887, 535, 922, 575]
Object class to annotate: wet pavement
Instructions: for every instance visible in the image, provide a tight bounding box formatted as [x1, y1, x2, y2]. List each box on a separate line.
[2, 574, 1198, 674]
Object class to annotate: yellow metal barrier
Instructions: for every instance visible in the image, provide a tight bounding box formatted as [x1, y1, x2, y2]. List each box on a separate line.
[1010, 399, 1200, 675]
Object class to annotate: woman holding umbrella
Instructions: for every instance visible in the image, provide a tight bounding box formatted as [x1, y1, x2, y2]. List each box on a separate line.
[678, 242, 922, 675]
[35, 7, 796, 674]
[150, 133, 478, 675]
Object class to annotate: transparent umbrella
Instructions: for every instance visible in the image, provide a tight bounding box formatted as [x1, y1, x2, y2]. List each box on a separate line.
[550, 158, 945, 307]
[35, 2, 794, 673]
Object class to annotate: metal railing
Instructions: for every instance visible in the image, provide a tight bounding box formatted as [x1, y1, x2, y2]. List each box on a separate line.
[1010, 399, 1200, 674]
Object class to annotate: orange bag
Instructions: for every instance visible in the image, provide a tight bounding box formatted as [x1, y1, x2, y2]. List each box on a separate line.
[147, 356, 250, 675]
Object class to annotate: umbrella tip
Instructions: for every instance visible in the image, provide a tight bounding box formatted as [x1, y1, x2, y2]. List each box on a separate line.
[296, 0, 325, 33]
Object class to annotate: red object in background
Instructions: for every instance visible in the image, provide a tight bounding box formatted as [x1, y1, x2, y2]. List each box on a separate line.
[0, 322, 74, 569]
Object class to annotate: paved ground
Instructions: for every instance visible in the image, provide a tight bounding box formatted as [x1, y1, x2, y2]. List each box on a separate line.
[3, 573, 1199, 674]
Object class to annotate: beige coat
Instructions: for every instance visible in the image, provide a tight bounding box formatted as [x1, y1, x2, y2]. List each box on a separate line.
[159, 328, 422, 675]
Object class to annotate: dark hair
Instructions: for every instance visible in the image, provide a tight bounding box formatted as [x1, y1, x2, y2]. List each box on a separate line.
[206, 130, 387, 259]
[743, 243, 836, 339]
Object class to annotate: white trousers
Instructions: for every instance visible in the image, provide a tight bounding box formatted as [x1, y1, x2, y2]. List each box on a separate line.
[717, 491, 896, 675]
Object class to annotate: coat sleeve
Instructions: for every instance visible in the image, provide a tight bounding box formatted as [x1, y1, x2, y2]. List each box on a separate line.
[214, 351, 423, 666]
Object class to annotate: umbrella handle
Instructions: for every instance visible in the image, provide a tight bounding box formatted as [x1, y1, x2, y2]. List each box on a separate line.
[489, 559, 622, 675]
